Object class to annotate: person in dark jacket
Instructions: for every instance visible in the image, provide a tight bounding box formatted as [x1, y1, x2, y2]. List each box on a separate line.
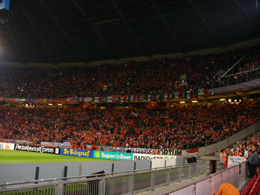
[249, 146, 259, 178]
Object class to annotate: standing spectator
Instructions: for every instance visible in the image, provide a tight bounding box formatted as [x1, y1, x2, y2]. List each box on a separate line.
[223, 150, 228, 168]
[244, 148, 249, 159]
[248, 146, 259, 178]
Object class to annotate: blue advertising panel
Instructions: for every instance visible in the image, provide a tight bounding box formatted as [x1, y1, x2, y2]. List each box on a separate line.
[60, 148, 93, 158]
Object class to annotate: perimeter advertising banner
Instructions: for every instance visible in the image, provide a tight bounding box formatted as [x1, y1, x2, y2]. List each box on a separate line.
[0, 142, 15, 150]
[60, 148, 93, 158]
[94, 151, 133, 161]
[133, 153, 176, 160]
[15, 144, 59, 154]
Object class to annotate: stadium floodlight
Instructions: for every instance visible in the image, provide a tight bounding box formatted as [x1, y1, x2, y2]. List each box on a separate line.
[58, 103, 62, 106]
[180, 101, 185, 104]
[48, 103, 53, 106]
[228, 99, 232, 102]
[220, 99, 225, 101]
[192, 100, 198, 103]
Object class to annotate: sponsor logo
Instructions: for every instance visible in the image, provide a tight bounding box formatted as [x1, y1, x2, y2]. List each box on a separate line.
[15, 144, 55, 153]
[133, 155, 164, 160]
[0, 144, 4, 149]
[5, 144, 10, 150]
[62, 149, 91, 158]
[95, 151, 101, 158]
[156, 149, 182, 156]
[133, 154, 174, 160]
[94, 151, 133, 160]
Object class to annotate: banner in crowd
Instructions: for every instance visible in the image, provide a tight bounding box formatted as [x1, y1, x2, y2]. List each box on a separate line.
[94, 151, 133, 161]
[41, 141, 71, 147]
[93, 145, 184, 156]
[3, 88, 210, 103]
[0, 142, 15, 150]
[133, 153, 176, 160]
[60, 148, 93, 158]
[14, 144, 59, 154]
[130, 148, 155, 154]
[228, 156, 247, 167]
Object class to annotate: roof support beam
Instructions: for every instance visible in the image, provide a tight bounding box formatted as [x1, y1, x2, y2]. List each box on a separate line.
[20, 4, 53, 63]
[233, 0, 258, 25]
[111, 0, 143, 53]
[5, 25, 23, 62]
[150, 0, 177, 42]
[188, 0, 219, 44]
[38, 0, 83, 61]
[233, 0, 251, 19]
[71, 1, 114, 58]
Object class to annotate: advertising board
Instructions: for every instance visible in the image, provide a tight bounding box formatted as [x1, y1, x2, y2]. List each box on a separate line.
[133, 153, 176, 160]
[60, 148, 93, 158]
[94, 151, 133, 160]
[0, 142, 15, 150]
[15, 144, 59, 154]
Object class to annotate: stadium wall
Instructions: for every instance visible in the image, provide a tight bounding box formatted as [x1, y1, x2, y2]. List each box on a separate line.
[0, 160, 151, 184]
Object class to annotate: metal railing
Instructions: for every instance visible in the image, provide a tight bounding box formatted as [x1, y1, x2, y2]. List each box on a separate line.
[0, 161, 207, 195]
[164, 162, 247, 195]
[220, 67, 260, 87]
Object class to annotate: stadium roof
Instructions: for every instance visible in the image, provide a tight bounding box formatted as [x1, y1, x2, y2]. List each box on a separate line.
[0, 0, 259, 63]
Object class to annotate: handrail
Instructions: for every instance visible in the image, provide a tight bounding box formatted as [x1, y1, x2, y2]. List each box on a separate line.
[222, 67, 260, 78]
[162, 162, 246, 195]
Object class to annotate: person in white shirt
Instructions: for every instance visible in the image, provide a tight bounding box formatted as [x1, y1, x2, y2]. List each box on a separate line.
[244, 148, 249, 159]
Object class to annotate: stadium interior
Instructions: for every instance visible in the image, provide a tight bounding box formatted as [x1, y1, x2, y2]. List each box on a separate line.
[0, 0, 260, 194]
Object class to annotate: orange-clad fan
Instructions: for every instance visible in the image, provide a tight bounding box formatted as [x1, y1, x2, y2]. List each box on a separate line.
[216, 183, 240, 195]
[0, 101, 259, 150]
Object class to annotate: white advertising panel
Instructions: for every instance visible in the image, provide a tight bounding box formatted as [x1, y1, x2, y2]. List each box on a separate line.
[133, 153, 176, 160]
[0, 142, 15, 150]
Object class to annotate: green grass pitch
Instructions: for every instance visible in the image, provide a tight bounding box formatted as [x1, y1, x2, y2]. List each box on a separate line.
[0, 149, 110, 164]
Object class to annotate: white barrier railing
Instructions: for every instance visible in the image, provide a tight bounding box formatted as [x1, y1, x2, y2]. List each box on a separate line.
[0, 161, 207, 195]
[166, 162, 247, 195]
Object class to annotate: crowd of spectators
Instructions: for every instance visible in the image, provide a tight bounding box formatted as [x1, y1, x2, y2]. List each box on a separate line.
[0, 101, 259, 150]
[0, 44, 259, 99]
[219, 133, 260, 178]
[220, 134, 260, 159]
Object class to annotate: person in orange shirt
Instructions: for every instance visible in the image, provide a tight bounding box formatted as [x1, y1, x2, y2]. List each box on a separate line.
[216, 183, 239, 195]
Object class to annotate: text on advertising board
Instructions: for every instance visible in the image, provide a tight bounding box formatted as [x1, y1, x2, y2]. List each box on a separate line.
[133, 153, 176, 160]
[15, 144, 58, 154]
[94, 151, 133, 160]
[60, 148, 93, 158]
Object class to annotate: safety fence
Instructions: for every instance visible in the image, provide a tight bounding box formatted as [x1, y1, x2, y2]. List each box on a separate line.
[220, 68, 260, 87]
[0, 161, 206, 195]
[164, 162, 247, 195]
